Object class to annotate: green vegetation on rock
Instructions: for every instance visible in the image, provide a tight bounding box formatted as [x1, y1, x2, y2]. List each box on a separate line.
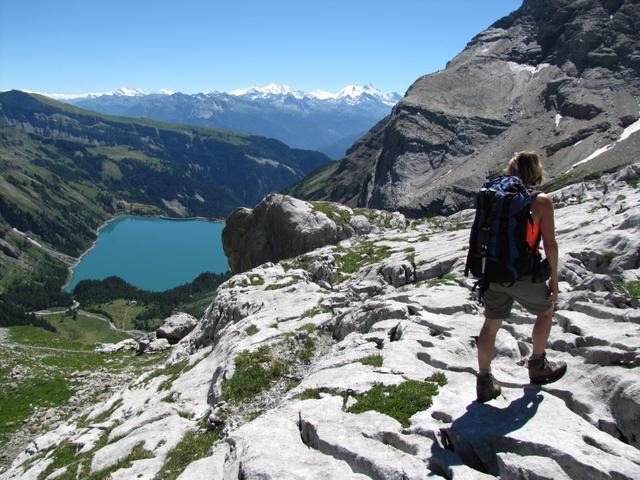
[265, 278, 299, 291]
[333, 241, 391, 282]
[615, 280, 640, 299]
[244, 324, 259, 336]
[155, 428, 222, 480]
[347, 377, 446, 427]
[0, 326, 162, 455]
[221, 347, 288, 403]
[311, 201, 351, 226]
[359, 354, 384, 367]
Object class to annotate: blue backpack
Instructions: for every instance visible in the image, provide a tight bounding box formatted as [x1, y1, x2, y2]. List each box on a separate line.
[464, 176, 543, 296]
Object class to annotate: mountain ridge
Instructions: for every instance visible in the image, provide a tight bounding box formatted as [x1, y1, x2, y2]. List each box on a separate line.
[48, 85, 401, 159]
[292, 0, 640, 215]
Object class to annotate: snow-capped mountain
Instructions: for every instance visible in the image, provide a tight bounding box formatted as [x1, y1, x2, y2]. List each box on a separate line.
[52, 85, 401, 158]
[228, 83, 399, 107]
[40, 87, 148, 101]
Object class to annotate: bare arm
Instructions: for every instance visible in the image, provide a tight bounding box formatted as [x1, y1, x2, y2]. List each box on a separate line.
[535, 193, 559, 302]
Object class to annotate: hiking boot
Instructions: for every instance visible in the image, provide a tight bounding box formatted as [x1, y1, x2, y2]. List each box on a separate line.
[528, 352, 567, 385]
[476, 372, 501, 403]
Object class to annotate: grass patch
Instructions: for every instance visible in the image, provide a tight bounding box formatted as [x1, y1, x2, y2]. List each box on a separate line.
[265, 278, 299, 290]
[43, 313, 130, 345]
[602, 250, 618, 264]
[404, 247, 416, 264]
[155, 428, 222, 480]
[135, 360, 189, 391]
[244, 324, 259, 336]
[36, 441, 78, 480]
[427, 371, 448, 386]
[88, 299, 149, 331]
[426, 273, 457, 288]
[282, 256, 315, 273]
[8, 325, 92, 350]
[85, 398, 124, 426]
[0, 326, 162, 450]
[615, 194, 626, 201]
[300, 306, 331, 319]
[615, 280, 640, 299]
[296, 323, 317, 334]
[312, 201, 352, 226]
[296, 388, 345, 401]
[221, 347, 288, 403]
[359, 354, 383, 367]
[87, 442, 154, 480]
[346, 378, 444, 427]
[333, 241, 392, 282]
[298, 337, 316, 364]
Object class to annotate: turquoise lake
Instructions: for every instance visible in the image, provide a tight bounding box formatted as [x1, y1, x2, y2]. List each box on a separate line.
[65, 216, 228, 292]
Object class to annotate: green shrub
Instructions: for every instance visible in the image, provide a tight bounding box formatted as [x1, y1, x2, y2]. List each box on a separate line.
[615, 280, 640, 299]
[427, 274, 457, 288]
[347, 379, 442, 427]
[359, 354, 383, 367]
[296, 388, 344, 401]
[296, 323, 317, 333]
[244, 325, 259, 336]
[334, 241, 392, 280]
[221, 347, 288, 403]
[299, 337, 316, 364]
[300, 306, 331, 319]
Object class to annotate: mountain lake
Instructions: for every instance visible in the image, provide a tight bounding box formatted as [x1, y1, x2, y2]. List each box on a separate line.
[65, 216, 228, 292]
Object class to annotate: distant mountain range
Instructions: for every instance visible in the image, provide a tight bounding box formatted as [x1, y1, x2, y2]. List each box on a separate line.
[42, 84, 401, 159]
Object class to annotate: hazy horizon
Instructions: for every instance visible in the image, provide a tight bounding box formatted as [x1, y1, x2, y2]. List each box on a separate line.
[1, 0, 523, 96]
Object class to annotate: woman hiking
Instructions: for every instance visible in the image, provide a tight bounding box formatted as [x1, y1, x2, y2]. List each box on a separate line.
[475, 151, 567, 403]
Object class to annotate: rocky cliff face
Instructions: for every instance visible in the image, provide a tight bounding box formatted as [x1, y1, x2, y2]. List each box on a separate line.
[2, 164, 640, 479]
[296, 0, 640, 216]
[222, 193, 406, 273]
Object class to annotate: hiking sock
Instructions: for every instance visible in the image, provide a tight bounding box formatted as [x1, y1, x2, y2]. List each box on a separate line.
[530, 353, 543, 361]
[479, 368, 491, 376]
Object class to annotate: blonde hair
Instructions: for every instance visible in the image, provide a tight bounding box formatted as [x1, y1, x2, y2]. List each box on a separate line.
[505, 151, 544, 186]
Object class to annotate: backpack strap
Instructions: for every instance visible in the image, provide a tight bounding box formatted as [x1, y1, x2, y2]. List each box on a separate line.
[528, 189, 545, 282]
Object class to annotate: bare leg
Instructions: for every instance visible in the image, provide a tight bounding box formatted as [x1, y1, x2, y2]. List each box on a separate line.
[531, 307, 554, 356]
[477, 318, 503, 371]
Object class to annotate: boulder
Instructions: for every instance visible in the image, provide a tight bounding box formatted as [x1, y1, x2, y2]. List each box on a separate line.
[222, 193, 353, 273]
[94, 339, 138, 354]
[156, 312, 198, 344]
[144, 338, 171, 353]
[137, 333, 171, 354]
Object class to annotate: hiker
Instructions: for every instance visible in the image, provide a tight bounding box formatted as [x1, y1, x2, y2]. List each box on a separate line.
[471, 151, 567, 402]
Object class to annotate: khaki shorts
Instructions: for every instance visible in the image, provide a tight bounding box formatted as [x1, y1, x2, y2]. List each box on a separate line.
[484, 275, 552, 319]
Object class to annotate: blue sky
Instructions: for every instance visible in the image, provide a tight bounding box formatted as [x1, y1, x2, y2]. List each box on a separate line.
[0, 0, 523, 95]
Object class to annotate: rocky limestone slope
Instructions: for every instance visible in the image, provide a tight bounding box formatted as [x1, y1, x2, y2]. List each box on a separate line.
[2, 164, 640, 479]
[295, 0, 640, 216]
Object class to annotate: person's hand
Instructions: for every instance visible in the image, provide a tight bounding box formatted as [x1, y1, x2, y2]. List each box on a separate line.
[547, 280, 558, 303]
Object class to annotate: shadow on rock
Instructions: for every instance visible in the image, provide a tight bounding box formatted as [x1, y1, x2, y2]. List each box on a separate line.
[438, 386, 543, 475]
